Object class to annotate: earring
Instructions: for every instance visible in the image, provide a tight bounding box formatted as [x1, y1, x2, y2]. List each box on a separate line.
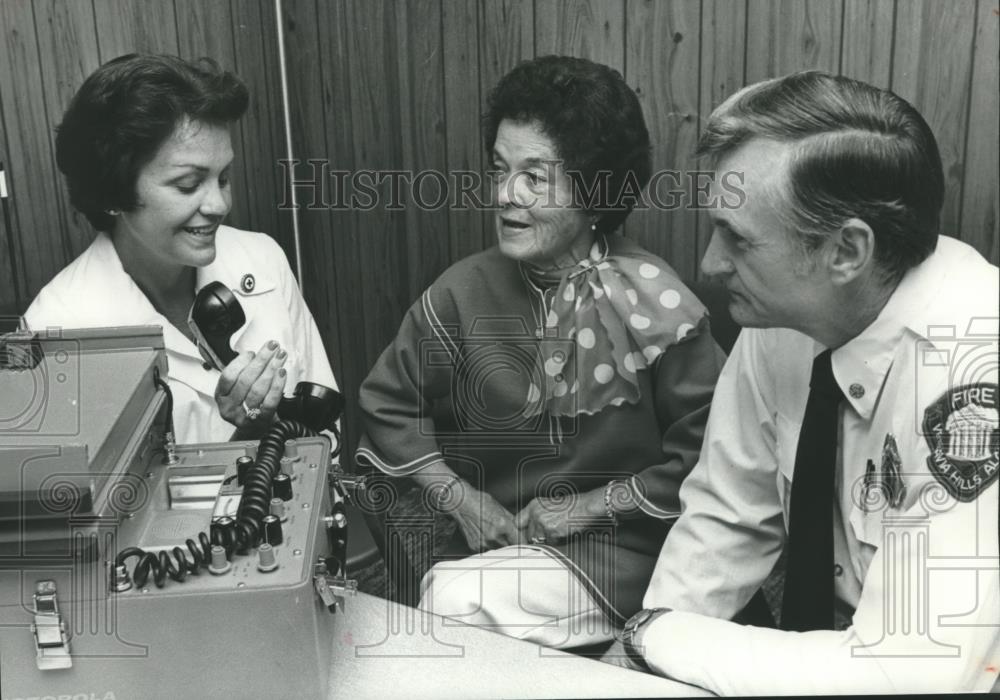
[590, 222, 598, 232]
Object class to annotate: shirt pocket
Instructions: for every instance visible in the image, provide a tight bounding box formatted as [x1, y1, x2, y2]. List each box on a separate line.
[847, 482, 886, 550]
[846, 423, 910, 551]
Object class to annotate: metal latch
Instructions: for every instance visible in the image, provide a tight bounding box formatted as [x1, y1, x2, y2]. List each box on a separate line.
[313, 561, 357, 613]
[31, 580, 72, 670]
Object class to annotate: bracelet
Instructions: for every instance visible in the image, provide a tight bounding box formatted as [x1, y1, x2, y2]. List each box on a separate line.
[603, 480, 623, 526]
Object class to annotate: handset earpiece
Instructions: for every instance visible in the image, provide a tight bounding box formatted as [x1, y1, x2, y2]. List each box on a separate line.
[277, 381, 344, 432]
[188, 284, 342, 433]
[188, 281, 246, 370]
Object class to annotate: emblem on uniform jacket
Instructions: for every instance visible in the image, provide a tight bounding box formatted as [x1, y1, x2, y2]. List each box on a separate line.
[922, 383, 999, 502]
[240, 273, 255, 293]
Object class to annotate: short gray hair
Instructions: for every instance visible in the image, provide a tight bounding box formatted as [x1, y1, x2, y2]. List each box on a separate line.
[698, 71, 943, 282]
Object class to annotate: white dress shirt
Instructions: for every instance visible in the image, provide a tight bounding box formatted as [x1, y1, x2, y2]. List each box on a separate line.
[642, 236, 1000, 694]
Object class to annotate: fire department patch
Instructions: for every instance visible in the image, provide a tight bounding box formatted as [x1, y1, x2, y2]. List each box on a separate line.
[922, 383, 999, 502]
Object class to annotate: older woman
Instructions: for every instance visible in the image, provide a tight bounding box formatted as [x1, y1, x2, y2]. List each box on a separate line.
[23, 54, 336, 443]
[357, 55, 723, 648]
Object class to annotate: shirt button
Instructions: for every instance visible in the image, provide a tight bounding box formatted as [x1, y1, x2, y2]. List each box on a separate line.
[848, 383, 865, 399]
[834, 563, 844, 577]
[555, 374, 564, 383]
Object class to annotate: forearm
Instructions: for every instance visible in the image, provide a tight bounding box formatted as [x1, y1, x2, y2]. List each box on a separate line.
[644, 330, 786, 616]
[409, 459, 469, 505]
[640, 612, 885, 695]
[639, 608, 1000, 695]
[356, 294, 453, 477]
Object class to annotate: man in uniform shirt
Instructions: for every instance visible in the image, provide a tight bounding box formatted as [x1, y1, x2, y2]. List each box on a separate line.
[607, 71, 999, 694]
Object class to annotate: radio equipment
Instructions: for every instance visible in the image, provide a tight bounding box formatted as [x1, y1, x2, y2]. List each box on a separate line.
[0, 327, 355, 699]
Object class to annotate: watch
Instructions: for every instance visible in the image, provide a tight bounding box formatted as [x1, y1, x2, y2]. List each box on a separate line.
[620, 607, 671, 671]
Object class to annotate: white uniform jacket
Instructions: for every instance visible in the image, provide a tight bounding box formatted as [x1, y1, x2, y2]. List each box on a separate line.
[23, 226, 337, 444]
[642, 236, 999, 695]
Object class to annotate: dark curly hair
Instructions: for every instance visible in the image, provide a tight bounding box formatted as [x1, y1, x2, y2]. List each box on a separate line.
[697, 71, 943, 282]
[483, 55, 651, 236]
[55, 53, 249, 232]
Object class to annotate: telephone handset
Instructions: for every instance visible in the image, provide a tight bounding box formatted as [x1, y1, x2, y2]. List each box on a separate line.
[276, 380, 344, 433]
[188, 281, 245, 370]
[188, 281, 343, 432]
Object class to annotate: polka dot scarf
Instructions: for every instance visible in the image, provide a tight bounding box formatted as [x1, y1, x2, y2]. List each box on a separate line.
[519, 236, 705, 418]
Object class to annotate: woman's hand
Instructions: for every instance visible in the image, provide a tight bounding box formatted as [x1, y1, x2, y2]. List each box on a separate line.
[215, 339, 288, 438]
[450, 487, 521, 552]
[514, 487, 607, 545]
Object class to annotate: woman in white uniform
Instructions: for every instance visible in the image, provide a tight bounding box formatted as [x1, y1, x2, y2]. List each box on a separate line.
[23, 54, 336, 443]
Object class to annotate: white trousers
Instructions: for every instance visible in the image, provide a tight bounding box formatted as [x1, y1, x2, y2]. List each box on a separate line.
[418, 545, 619, 649]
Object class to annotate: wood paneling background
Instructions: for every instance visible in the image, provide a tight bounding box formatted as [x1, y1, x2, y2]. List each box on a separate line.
[2, 0, 997, 461]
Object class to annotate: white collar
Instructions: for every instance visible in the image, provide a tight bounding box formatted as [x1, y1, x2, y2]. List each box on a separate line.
[88, 227, 277, 348]
[831, 237, 983, 419]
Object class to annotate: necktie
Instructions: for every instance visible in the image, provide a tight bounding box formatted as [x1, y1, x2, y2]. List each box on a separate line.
[781, 349, 842, 631]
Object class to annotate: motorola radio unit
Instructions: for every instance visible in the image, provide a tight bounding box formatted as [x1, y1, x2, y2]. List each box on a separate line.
[0, 325, 355, 699]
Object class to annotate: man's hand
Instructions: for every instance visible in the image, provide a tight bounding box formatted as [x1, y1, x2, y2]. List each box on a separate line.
[450, 487, 521, 552]
[514, 487, 606, 545]
[601, 639, 649, 673]
[216, 340, 288, 438]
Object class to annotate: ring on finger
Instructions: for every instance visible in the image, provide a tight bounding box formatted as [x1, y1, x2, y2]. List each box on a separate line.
[242, 400, 262, 421]
[529, 535, 546, 545]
